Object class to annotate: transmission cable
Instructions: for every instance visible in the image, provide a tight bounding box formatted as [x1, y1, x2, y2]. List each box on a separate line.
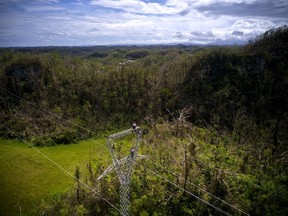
[1, 88, 248, 215]
[144, 156, 249, 216]
[1, 123, 125, 216]
[1, 87, 111, 151]
[1, 87, 93, 134]
[130, 158, 233, 216]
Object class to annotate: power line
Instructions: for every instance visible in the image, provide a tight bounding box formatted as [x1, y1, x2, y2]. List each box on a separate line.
[102, 140, 234, 216]
[1, 88, 248, 215]
[1, 87, 111, 151]
[1, 123, 125, 216]
[1, 87, 94, 134]
[192, 156, 242, 176]
[1, 87, 125, 154]
[131, 158, 233, 216]
[144, 157, 250, 216]
[99, 138, 235, 216]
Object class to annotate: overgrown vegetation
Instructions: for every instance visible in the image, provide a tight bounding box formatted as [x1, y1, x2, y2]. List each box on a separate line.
[39, 117, 288, 215]
[0, 26, 287, 215]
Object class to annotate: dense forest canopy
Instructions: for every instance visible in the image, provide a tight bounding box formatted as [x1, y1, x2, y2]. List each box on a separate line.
[0, 26, 288, 215]
[1, 26, 287, 150]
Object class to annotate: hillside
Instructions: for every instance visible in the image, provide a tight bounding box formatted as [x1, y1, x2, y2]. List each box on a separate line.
[0, 26, 287, 215]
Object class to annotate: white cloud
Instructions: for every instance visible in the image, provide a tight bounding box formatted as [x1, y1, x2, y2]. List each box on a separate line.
[24, 5, 64, 12]
[189, 0, 259, 5]
[0, 0, 287, 46]
[90, 0, 188, 14]
[0, 0, 19, 3]
[230, 18, 276, 35]
[34, 0, 60, 3]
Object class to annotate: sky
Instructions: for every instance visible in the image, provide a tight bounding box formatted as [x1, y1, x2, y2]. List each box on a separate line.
[0, 0, 287, 47]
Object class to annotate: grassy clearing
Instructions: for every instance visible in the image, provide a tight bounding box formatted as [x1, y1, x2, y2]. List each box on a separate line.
[0, 138, 109, 216]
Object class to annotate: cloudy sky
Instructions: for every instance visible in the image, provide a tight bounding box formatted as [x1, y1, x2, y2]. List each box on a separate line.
[0, 0, 287, 47]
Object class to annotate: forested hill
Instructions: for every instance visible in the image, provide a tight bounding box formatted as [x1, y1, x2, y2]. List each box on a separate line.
[0, 26, 287, 150]
[179, 26, 288, 154]
[0, 26, 287, 215]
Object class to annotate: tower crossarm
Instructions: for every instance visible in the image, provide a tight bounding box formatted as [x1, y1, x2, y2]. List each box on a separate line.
[97, 156, 130, 181]
[108, 128, 133, 140]
[97, 163, 115, 181]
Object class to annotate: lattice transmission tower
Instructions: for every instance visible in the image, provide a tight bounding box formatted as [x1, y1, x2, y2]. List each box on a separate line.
[97, 125, 146, 216]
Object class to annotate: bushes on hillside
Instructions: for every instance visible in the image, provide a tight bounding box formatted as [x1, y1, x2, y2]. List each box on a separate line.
[0, 26, 287, 148]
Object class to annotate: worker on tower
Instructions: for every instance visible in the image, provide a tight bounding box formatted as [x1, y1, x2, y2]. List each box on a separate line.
[132, 122, 137, 131]
[132, 122, 141, 133]
[130, 147, 135, 158]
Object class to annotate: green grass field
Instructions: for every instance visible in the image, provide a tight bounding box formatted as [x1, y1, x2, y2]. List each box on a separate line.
[0, 138, 109, 216]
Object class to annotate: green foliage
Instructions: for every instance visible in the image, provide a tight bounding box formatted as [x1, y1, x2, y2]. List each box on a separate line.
[0, 46, 193, 145]
[37, 120, 287, 215]
[0, 26, 288, 215]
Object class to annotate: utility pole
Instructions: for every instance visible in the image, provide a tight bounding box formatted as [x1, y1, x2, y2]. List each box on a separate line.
[97, 125, 146, 216]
